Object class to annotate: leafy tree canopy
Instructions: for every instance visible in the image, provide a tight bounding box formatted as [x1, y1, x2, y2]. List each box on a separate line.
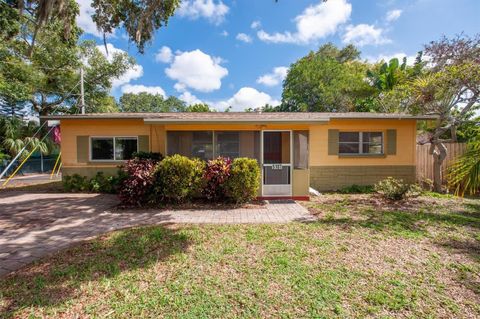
[281, 43, 376, 112]
[185, 103, 213, 112]
[0, 7, 134, 117]
[400, 34, 480, 192]
[2, 0, 181, 54]
[119, 92, 186, 112]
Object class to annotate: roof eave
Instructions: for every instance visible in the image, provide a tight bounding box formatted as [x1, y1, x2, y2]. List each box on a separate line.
[142, 118, 330, 124]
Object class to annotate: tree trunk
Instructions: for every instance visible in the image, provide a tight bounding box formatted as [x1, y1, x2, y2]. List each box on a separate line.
[433, 153, 442, 192]
[430, 141, 448, 192]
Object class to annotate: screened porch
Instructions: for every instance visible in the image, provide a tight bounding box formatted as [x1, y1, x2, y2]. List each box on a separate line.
[166, 130, 309, 196]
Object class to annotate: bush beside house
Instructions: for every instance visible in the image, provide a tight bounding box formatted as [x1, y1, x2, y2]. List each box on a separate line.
[152, 154, 205, 203]
[64, 154, 260, 206]
[225, 158, 260, 203]
[118, 158, 159, 206]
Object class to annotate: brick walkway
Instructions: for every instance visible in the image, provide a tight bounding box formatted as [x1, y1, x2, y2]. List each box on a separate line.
[0, 192, 315, 277]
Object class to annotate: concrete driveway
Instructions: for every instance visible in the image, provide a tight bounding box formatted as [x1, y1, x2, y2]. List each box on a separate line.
[0, 192, 314, 277]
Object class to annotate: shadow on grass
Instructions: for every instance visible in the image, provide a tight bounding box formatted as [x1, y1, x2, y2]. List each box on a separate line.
[316, 208, 479, 237]
[0, 225, 190, 318]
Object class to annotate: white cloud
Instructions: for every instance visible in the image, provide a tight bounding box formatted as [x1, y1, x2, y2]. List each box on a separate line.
[386, 9, 402, 22]
[155, 46, 173, 63]
[121, 84, 166, 96]
[220, 30, 229, 37]
[236, 33, 252, 43]
[365, 52, 417, 65]
[77, 0, 114, 37]
[179, 91, 203, 105]
[257, 0, 351, 44]
[212, 87, 280, 111]
[112, 66, 143, 88]
[96, 43, 143, 88]
[251, 20, 261, 29]
[256, 66, 288, 87]
[342, 24, 390, 46]
[165, 49, 228, 92]
[178, 0, 229, 25]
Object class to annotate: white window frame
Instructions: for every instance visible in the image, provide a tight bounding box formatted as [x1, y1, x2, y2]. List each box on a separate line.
[338, 131, 384, 155]
[89, 136, 139, 162]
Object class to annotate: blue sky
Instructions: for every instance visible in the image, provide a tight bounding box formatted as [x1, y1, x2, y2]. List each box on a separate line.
[78, 0, 480, 111]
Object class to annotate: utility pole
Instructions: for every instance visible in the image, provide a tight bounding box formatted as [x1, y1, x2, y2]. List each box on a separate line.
[80, 67, 85, 114]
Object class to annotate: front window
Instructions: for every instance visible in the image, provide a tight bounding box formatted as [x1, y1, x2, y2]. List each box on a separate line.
[339, 132, 383, 155]
[91, 137, 138, 161]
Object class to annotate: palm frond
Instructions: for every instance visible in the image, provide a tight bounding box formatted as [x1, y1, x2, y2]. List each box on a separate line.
[448, 140, 480, 196]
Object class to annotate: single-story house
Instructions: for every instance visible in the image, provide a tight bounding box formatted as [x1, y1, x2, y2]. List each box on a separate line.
[43, 112, 436, 199]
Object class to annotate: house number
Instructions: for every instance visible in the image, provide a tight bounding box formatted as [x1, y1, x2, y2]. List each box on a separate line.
[272, 164, 283, 170]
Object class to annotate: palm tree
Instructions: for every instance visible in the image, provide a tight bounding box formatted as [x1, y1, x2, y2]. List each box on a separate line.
[0, 117, 49, 159]
[448, 138, 480, 196]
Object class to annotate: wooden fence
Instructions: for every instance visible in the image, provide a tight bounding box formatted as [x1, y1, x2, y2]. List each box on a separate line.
[416, 142, 467, 184]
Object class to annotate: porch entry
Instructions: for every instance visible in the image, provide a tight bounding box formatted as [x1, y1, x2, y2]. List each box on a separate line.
[262, 131, 292, 196]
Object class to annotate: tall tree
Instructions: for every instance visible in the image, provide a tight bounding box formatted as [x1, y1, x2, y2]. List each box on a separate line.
[2, 0, 181, 54]
[119, 92, 186, 112]
[0, 14, 134, 117]
[408, 34, 480, 192]
[185, 103, 212, 112]
[281, 43, 376, 112]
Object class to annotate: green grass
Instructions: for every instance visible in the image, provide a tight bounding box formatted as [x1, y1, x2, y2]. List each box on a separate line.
[0, 194, 479, 318]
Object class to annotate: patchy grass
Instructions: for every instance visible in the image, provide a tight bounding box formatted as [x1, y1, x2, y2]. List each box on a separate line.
[1, 194, 479, 318]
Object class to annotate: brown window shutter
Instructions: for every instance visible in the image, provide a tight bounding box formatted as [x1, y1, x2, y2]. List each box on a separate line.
[328, 129, 339, 155]
[138, 135, 150, 152]
[76, 136, 89, 163]
[386, 129, 397, 155]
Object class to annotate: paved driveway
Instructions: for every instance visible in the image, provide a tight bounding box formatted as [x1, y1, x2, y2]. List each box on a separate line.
[0, 192, 314, 276]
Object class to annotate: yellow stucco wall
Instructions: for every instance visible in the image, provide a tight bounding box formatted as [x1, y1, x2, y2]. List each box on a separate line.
[309, 119, 417, 166]
[61, 119, 150, 168]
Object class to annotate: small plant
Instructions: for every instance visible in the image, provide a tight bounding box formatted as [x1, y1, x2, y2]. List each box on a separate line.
[152, 155, 205, 203]
[225, 158, 260, 203]
[89, 171, 124, 194]
[339, 184, 374, 194]
[374, 177, 422, 201]
[118, 158, 157, 206]
[203, 157, 232, 201]
[63, 174, 89, 192]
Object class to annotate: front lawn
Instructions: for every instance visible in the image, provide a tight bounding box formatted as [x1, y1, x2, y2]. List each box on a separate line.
[1, 194, 479, 318]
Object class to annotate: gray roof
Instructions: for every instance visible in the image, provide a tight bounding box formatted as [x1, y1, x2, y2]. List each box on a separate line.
[42, 112, 437, 123]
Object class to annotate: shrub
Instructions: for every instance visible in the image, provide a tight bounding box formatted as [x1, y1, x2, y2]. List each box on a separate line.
[89, 171, 125, 194]
[118, 158, 157, 206]
[203, 157, 232, 201]
[132, 151, 163, 161]
[63, 174, 89, 192]
[374, 177, 422, 200]
[152, 155, 205, 203]
[225, 158, 260, 203]
[339, 184, 374, 194]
